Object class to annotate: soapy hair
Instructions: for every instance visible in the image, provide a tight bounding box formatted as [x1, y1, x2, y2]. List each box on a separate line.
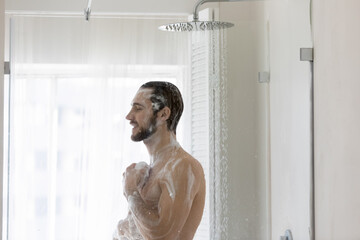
[140, 81, 184, 134]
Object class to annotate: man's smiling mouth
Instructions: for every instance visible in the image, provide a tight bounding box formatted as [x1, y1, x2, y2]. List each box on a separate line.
[130, 121, 138, 128]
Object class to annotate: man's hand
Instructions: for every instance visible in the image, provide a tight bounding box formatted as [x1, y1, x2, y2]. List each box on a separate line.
[122, 162, 150, 198]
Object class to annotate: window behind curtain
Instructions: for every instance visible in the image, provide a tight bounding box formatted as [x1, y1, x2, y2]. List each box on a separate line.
[4, 15, 213, 240]
[6, 65, 185, 240]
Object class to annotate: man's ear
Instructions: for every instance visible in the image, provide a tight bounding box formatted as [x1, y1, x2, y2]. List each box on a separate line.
[159, 107, 171, 121]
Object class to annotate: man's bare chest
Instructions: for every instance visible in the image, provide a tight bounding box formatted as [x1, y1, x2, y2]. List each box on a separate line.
[139, 168, 163, 206]
[139, 157, 183, 206]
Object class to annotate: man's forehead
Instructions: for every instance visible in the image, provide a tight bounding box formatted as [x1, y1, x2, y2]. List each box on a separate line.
[131, 88, 153, 104]
[136, 87, 153, 96]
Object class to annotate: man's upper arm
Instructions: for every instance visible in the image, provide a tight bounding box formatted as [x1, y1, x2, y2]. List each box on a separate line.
[142, 159, 200, 239]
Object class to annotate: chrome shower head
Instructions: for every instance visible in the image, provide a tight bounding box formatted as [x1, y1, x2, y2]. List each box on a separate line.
[159, 0, 238, 32]
[159, 21, 234, 32]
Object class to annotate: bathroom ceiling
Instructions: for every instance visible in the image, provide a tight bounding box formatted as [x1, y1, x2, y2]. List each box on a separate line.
[5, 0, 195, 15]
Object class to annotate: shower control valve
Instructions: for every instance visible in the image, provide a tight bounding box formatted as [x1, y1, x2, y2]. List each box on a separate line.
[280, 229, 293, 240]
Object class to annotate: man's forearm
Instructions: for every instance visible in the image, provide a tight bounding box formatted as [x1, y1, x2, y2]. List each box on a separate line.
[128, 192, 160, 228]
[128, 193, 181, 240]
[114, 212, 144, 240]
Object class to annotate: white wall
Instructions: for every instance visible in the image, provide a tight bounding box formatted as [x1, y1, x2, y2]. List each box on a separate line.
[267, 0, 312, 239]
[313, 0, 360, 239]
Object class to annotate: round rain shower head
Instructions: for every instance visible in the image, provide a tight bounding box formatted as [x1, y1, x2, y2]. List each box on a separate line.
[158, 21, 234, 32]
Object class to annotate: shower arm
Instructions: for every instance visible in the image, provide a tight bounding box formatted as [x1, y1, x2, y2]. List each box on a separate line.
[192, 0, 240, 21]
[84, 0, 93, 21]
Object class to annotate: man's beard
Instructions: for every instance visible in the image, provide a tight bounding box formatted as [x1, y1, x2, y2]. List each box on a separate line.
[131, 115, 158, 142]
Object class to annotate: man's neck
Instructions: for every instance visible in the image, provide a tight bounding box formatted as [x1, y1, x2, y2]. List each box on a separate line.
[143, 127, 179, 164]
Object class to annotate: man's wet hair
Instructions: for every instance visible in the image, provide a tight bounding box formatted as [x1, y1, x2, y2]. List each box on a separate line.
[140, 81, 184, 134]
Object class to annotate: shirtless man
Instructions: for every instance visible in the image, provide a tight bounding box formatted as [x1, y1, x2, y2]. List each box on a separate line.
[113, 81, 206, 240]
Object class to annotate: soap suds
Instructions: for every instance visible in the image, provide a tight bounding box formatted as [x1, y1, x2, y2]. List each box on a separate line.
[134, 162, 150, 189]
[186, 166, 195, 201]
[113, 211, 144, 240]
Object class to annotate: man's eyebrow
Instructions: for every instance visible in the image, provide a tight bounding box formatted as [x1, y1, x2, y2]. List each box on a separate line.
[131, 102, 145, 108]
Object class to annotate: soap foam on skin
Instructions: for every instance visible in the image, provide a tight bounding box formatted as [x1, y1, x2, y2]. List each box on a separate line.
[159, 157, 196, 203]
[149, 134, 180, 165]
[114, 210, 144, 240]
[162, 169, 176, 200]
[135, 162, 148, 170]
[128, 195, 159, 228]
[148, 136, 183, 201]
[129, 196, 178, 240]
[135, 162, 151, 189]
[127, 157, 195, 237]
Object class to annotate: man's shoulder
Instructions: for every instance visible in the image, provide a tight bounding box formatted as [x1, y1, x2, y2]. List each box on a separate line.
[183, 150, 204, 171]
[165, 150, 204, 178]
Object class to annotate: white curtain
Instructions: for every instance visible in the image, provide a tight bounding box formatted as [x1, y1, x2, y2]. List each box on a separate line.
[6, 15, 191, 240]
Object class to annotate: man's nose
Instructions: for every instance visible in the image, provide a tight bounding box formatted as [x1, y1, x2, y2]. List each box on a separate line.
[125, 110, 132, 120]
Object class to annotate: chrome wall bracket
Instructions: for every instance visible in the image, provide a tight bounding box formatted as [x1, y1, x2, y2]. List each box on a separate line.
[4, 61, 10, 75]
[300, 48, 314, 62]
[258, 71, 270, 83]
